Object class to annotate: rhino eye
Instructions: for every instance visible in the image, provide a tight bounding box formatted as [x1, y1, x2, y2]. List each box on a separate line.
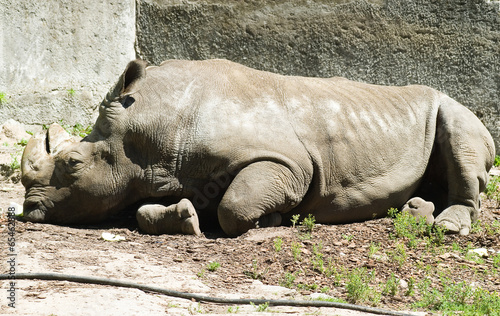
[68, 158, 83, 168]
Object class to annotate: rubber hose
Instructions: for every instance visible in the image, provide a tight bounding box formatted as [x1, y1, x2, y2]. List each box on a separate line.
[0, 272, 413, 316]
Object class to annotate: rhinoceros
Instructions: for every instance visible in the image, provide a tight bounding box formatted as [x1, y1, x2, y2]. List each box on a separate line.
[21, 59, 495, 236]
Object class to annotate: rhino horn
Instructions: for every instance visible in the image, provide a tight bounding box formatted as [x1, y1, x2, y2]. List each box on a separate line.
[47, 123, 73, 154]
[21, 123, 72, 187]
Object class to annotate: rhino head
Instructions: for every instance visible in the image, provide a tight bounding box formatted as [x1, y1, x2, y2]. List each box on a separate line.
[21, 60, 148, 224]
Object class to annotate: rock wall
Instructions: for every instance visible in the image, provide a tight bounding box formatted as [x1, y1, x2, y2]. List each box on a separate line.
[0, 0, 136, 125]
[1, 0, 499, 153]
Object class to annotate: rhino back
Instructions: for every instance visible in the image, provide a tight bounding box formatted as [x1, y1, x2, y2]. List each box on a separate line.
[127, 60, 441, 220]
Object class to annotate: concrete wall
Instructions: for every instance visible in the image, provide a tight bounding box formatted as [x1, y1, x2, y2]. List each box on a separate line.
[0, 0, 136, 125]
[1, 0, 499, 153]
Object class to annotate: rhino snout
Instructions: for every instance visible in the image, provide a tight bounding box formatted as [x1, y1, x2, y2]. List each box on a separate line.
[23, 207, 46, 222]
[23, 199, 47, 222]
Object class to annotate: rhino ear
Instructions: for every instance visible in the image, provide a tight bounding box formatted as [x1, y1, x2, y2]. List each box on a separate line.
[120, 59, 148, 96]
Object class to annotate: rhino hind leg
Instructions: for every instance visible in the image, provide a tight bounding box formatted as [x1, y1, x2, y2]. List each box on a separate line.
[136, 199, 202, 236]
[217, 161, 307, 236]
[431, 97, 495, 235]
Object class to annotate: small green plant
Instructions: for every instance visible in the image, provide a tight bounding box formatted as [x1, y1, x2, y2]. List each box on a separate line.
[389, 207, 445, 247]
[188, 302, 204, 314]
[342, 234, 354, 242]
[9, 153, 21, 171]
[388, 242, 407, 268]
[485, 175, 500, 207]
[291, 241, 302, 261]
[345, 268, 380, 305]
[243, 259, 268, 280]
[67, 88, 76, 97]
[17, 138, 28, 147]
[273, 237, 283, 252]
[197, 269, 205, 278]
[301, 214, 316, 233]
[495, 155, 500, 167]
[290, 214, 300, 228]
[71, 123, 93, 138]
[382, 274, 399, 297]
[59, 120, 93, 138]
[493, 253, 500, 269]
[250, 302, 269, 312]
[414, 278, 500, 314]
[207, 261, 221, 272]
[295, 214, 316, 239]
[280, 272, 296, 288]
[0, 92, 8, 105]
[311, 243, 325, 273]
[368, 242, 380, 258]
[227, 306, 240, 313]
[405, 277, 415, 297]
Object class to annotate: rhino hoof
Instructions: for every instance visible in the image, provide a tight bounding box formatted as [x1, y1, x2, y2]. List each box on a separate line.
[401, 197, 435, 225]
[136, 199, 201, 236]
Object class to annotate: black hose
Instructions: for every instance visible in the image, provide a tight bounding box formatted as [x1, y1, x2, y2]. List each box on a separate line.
[1, 272, 413, 316]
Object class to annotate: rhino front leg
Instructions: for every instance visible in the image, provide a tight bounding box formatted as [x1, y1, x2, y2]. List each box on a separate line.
[136, 199, 202, 236]
[217, 161, 309, 237]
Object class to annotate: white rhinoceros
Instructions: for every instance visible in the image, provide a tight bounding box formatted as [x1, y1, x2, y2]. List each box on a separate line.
[21, 59, 496, 236]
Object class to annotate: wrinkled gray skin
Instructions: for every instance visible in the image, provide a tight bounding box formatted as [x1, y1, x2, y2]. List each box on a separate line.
[22, 59, 496, 236]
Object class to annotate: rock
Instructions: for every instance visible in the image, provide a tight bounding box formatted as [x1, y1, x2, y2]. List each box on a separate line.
[468, 248, 489, 258]
[309, 293, 333, 300]
[0, 119, 30, 142]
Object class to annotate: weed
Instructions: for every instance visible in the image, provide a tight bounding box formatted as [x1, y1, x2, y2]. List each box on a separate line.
[250, 302, 269, 312]
[0, 92, 8, 105]
[243, 259, 268, 280]
[207, 261, 221, 272]
[290, 214, 300, 228]
[67, 88, 76, 97]
[273, 237, 283, 252]
[368, 242, 380, 258]
[382, 274, 399, 297]
[485, 175, 500, 207]
[227, 306, 239, 313]
[495, 155, 500, 167]
[197, 269, 206, 278]
[414, 278, 500, 314]
[291, 241, 302, 261]
[188, 302, 204, 314]
[321, 286, 330, 293]
[9, 153, 21, 171]
[405, 277, 415, 297]
[484, 220, 500, 236]
[59, 120, 93, 138]
[493, 253, 500, 269]
[17, 139, 28, 147]
[389, 207, 445, 247]
[388, 242, 407, 268]
[345, 267, 380, 305]
[297, 282, 319, 291]
[311, 243, 325, 273]
[342, 234, 354, 242]
[71, 123, 93, 138]
[301, 214, 316, 233]
[295, 214, 316, 239]
[280, 272, 296, 288]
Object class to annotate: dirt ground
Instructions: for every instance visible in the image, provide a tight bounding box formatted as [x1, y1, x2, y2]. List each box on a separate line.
[0, 121, 499, 316]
